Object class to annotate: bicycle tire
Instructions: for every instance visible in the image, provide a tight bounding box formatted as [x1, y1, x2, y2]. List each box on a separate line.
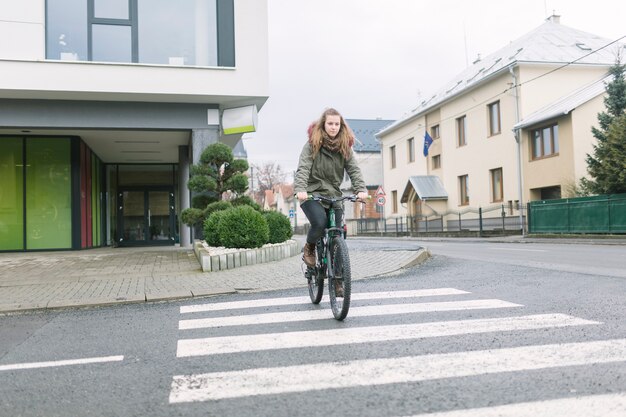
[307, 242, 325, 304]
[307, 265, 324, 304]
[328, 236, 351, 320]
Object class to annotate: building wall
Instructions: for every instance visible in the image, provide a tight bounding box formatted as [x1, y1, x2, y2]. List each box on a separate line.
[381, 116, 427, 217]
[0, 0, 269, 105]
[438, 71, 519, 211]
[571, 94, 604, 184]
[518, 65, 608, 119]
[379, 64, 611, 221]
[0, 0, 44, 60]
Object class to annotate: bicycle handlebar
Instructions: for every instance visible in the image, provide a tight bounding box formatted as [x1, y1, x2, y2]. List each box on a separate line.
[308, 194, 370, 204]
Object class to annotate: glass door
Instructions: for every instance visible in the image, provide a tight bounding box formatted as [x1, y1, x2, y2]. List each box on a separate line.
[118, 188, 174, 246]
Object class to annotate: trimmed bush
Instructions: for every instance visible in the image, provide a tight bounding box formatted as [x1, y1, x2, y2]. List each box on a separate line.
[263, 211, 293, 243]
[180, 208, 204, 227]
[192, 194, 218, 209]
[203, 209, 230, 247]
[217, 205, 269, 249]
[231, 195, 261, 211]
[203, 200, 233, 219]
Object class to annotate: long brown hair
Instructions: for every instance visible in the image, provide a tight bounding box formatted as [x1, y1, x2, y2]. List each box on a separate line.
[309, 108, 354, 159]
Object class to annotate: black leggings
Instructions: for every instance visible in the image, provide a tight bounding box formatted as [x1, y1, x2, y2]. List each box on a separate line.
[300, 200, 343, 245]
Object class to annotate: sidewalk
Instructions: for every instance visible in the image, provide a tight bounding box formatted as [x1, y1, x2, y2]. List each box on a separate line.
[0, 243, 428, 314]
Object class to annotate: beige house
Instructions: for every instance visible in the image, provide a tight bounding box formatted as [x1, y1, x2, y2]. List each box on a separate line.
[376, 16, 621, 229]
[263, 183, 308, 229]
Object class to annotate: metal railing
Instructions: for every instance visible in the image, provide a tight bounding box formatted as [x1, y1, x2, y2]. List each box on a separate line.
[349, 203, 526, 236]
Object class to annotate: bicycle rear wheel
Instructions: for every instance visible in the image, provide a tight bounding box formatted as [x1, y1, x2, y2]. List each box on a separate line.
[328, 236, 351, 320]
[307, 265, 324, 304]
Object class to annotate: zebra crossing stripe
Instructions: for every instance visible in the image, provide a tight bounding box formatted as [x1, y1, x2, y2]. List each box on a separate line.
[178, 299, 522, 330]
[0, 356, 124, 372]
[402, 392, 626, 416]
[169, 338, 626, 403]
[180, 288, 470, 314]
[176, 313, 598, 357]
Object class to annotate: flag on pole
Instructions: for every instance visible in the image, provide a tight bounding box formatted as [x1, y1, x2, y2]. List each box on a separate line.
[423, 132, 433, 156]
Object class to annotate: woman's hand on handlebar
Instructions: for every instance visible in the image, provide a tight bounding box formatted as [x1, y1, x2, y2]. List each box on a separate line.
[297, 191, 309, 202]
[357, 191, 369, 202]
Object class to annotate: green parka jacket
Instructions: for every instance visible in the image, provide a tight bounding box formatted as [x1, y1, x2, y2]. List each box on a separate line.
[294, 141, 366, 208]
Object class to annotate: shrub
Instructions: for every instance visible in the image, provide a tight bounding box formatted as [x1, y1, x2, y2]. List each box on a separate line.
[203, 209, 230, 247]
[180, 208, 204, 227]
[192, 194, 218, 209]
[263, 211, 293, 243]
[217, 205, 269, 249]
[203, 200, 233, 219]
[231, 195, 261, 211]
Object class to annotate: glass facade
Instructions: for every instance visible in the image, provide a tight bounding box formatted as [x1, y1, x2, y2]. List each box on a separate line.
[0, 138, 24, 251]
[0, 137, 106, 251]
[25, 138, 72, 250]
[46, 0, 223, 66]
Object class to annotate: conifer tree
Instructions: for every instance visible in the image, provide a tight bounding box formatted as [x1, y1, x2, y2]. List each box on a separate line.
[582, 61, 626, 194]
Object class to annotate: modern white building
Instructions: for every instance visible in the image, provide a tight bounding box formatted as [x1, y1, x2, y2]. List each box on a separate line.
[0, 0, 269, 251]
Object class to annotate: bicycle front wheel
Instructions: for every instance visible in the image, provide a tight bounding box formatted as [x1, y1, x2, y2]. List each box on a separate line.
[328, 236, 351, 320]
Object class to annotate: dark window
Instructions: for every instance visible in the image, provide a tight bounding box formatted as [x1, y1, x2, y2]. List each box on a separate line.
[531, 124, 559, 159]
[459, 174, 469, 205]
[390, 145, 396, 169]
[457, 116, 467, 146]
[431, 124, 440, 139]
[432, 154, 441, 169]
[392, 190, 398, 213]
[488, 101, 501, 136]
[407, 138, 415, 163]
[490, 168, 503, 202]
[46, 0, 230, 67]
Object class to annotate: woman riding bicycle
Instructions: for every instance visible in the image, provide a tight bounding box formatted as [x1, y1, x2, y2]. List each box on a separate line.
[294, 108, 368, 276]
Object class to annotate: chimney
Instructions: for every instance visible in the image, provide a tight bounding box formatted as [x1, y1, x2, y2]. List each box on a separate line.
[547, 13, 560, 24]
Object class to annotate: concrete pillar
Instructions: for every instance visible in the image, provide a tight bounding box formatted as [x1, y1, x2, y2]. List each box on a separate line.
[191, 128, 219, 165]
[179, 145, 191, 247]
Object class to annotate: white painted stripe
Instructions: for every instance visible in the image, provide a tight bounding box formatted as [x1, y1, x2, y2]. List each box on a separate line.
[169, 338, 626, 403]
[177, 314, 598, 357]
[179, 299, 522, 330]
[403, 392, 626, 417]
[180, 288, 470, 314]
[0, 355, 124, 372]
[489, 247, 546, 252]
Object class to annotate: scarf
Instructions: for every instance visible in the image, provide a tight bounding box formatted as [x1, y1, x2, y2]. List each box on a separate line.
[321, 133, 341, 153]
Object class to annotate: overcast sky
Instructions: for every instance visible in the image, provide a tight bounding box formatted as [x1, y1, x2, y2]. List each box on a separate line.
[243, 0, 626, 177]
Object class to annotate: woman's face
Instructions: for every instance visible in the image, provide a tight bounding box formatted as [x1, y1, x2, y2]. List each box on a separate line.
[324, 115, 341, 138]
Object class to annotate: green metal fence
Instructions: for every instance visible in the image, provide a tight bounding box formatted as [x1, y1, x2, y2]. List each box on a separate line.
[528, 193, 626, 234]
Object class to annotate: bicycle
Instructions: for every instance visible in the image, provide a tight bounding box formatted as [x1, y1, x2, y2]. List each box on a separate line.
[304, 194, 363, 320]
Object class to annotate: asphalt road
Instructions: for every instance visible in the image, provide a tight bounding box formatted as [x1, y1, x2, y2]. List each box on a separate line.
[2, 238, 626, 416]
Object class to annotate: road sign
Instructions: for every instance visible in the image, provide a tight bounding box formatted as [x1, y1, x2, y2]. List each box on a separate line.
[376, 185, 386, 196]
[376, 196, 386, 207]
[289, 209, 294, 218]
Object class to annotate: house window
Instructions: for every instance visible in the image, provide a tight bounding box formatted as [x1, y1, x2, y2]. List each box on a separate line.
[431, 124, 440, 139]
[46, 0, 232, 66]
[459, 175, 469, 205]
[456, 116, 467, 146]
[490, 168, 503, 202]
[432, 154, 441, 169]
[392, 190, 398, 213]
[488, 101, 501, 136]
[390, 145, 396, 169]
[531, 124, 559, 159]
[407, 138, 415, 163]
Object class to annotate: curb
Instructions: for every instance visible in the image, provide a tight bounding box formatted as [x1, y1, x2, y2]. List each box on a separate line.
[193, 239, 300, 272]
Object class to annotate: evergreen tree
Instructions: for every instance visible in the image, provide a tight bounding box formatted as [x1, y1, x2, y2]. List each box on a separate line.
[582, 61, 626, 194]
[187, 142, 249, 200]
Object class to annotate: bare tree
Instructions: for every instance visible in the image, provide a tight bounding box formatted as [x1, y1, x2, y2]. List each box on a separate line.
[251, 162, 287, 202]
